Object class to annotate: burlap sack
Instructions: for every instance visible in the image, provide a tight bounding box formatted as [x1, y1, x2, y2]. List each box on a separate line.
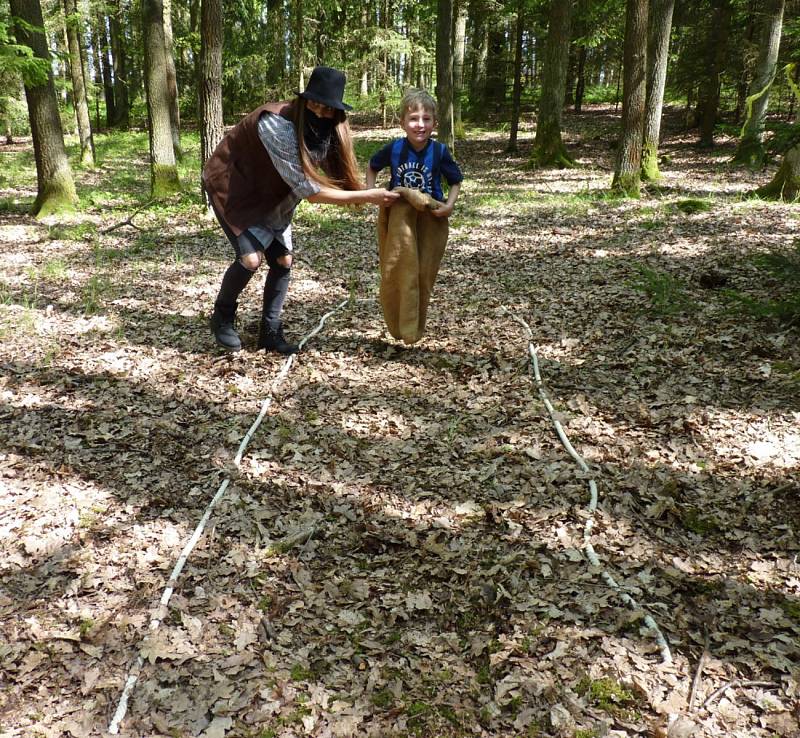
[377, 186, 449, 344]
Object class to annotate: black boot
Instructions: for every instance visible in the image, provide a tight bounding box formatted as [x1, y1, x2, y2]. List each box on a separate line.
[258, 321, 298, 355]
[210, 261, 254, 352]
[210, 306, 242, 351]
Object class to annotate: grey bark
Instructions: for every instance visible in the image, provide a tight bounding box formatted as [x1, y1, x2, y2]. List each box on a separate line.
[142, 0, 180, 196]
[199, 0, 223, 206]
[10, 0, 78, 215]
[63, 0, 95, 165]
[641, 0, 675, 180]
[453, 0, 467, 134]
[162, 0, 182, 159]
[734, 0, 785, 167]
[531, 0, 575, 167]
[436, 0, 455, 149]
[612, 0, 649, 196]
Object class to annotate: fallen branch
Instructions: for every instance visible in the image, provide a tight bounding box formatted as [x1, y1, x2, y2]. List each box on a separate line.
[702, 680, 780, 709]
[264, 525, 316, 555]
[687, 630, 709, 712]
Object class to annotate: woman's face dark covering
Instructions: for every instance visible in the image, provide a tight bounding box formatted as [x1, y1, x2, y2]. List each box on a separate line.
[304, 109, 336, 160]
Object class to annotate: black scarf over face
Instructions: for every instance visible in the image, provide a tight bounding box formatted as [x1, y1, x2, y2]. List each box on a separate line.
[304, 109, 336, 162]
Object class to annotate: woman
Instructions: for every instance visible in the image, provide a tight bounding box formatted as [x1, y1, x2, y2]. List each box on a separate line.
[203, 66, 399, 354]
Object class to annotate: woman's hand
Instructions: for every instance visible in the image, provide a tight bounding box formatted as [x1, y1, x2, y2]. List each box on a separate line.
[363, 188, 400, 207]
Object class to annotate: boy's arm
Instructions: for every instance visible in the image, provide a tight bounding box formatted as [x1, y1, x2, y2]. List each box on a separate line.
[366, 166, 379, 189]
[431, 182, 460, 218]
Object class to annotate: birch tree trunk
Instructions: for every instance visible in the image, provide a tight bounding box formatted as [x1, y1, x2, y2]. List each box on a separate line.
[142, 0, 180, 197]
[612, 0, 649, 196]
[199, 0, 223, 207]
[10, 0, 78, 216]
[63, 0, 95, 165]
[530, 0, 574, 168]
[98, 14, 116, 126]
[733, 0, 785, 168]
[641, 0, 674, 181]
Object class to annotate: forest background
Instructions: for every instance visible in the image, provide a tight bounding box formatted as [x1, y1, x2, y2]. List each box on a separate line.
[1, 0, 800, 737]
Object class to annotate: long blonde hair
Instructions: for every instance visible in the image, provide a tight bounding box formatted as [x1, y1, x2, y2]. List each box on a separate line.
[287, 98, 362, 191]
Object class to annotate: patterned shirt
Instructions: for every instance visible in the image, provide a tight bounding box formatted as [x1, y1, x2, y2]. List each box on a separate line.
[237, 112, 321, 253]
[369, 138, 463, 202]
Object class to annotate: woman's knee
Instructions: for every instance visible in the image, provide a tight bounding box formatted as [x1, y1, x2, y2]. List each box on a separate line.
[239, 252, 263, 271]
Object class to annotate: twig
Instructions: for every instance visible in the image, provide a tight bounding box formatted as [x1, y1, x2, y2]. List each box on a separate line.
[701, 680, 780, 709]
[687, 630, 709, 712]
[100, 194, 182, 234]
[100, 200, 155, 234]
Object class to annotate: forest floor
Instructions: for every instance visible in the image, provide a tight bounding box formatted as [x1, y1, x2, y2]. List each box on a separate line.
[0, 106, 799, 738]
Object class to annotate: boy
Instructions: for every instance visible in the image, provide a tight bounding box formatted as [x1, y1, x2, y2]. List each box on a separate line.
[366, 89, 462, 216]
[367, 90, 463, 344]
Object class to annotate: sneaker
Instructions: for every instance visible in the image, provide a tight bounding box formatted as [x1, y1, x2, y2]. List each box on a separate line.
[258, 322, 298, 355]
[210, 310, 242, 351]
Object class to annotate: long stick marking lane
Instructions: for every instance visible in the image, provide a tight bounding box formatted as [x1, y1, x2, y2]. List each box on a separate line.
[508, 310, 672, 664]
[108, 299, 349, 734]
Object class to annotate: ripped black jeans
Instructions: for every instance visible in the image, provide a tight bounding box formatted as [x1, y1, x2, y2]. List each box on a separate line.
[212, 209, 292, 329]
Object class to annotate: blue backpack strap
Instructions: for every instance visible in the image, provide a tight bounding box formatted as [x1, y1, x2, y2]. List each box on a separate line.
[390, 139, 409, 188]
[431, 142, 444, 199]
[433, 141, 443, 173]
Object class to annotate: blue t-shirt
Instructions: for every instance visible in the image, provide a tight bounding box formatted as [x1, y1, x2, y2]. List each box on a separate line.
[369, 138, 463, 202]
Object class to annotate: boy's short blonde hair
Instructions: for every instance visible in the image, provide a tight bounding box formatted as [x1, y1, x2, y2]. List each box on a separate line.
[400, 89, 437, 120]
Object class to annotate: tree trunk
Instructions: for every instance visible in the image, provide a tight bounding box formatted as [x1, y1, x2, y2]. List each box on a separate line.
[293, 0, 304, 92]
[640, 0, 674, 181]
[453, 0, 467, 137]
[199, 0, 223, 207]
[734, 2, 758, 124]
[62, 0, 95, 166]
[265, 0, 284, 94]
[507, 0, 524, 152]
[485, 24, 507, 108]
[142, 0, 180, 197]
[698, 0, 732, 147]
[756, 142, 800, 200]
[436, 0, 455, 150]
[612, 0, 649, 196]
[530, 0, 574, 168]
[733, 0, 785, 168]
[574, 45, 587, 112]
[10, 0, 78, 216]
[108, 0, 130, 127]
[89, 23, 102, 130]
[98, 14, 116, 127]
[468, 0, 489, 106]
[161, 0, 182, 159]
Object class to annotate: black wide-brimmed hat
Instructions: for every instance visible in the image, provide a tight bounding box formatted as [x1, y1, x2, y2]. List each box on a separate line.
[299, 66, 352, 111]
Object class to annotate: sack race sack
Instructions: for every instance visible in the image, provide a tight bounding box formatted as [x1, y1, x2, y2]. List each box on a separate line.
[377, 186, 449, 344]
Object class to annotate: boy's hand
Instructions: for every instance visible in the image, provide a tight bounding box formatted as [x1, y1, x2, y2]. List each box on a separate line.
[430, 202, 453, 218]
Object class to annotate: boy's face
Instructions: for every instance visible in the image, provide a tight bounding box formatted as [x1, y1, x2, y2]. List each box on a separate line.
[401, 105, 436, 150]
